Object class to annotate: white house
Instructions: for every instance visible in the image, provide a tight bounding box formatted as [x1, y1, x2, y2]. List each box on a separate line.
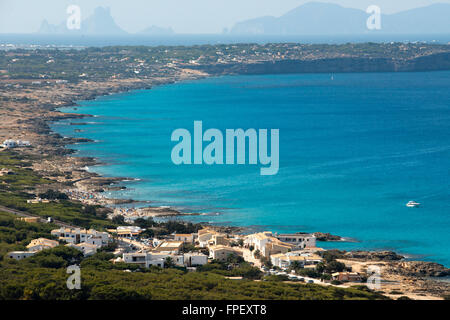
[274, 233, 316, 249]
[244, 232, 293, 257]
[7, 251, 35, 260]
[197, 228, 217, 247]
[270, 251, 323, 269]
[184, 252, 208, 266]
[122, 251, 185, 268]
[174, 233, 195, 243]
[51, 227, 110, 245]
[152, 252, 184, 266]
[1, 139, 30, 148]
[26, 238, 59, 252]
[115, 226, 143, 238]
[147, 259, 165, 268]
[153, 241, 184, 254]
[85, 236, 104, 247]
[209, 245, 243, 262]
[16, 140, 31, 147]
[67, 242, 99, 257]
[122, 252, 148, 268]
[2, 140, 17, 148]
[7, 237, 59, 260]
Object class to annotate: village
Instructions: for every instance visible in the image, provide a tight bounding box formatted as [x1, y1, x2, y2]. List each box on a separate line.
[6, 216, 362, 286]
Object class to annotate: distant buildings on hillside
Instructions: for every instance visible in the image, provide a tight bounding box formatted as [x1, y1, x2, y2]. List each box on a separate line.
[1, 139, 31, 148]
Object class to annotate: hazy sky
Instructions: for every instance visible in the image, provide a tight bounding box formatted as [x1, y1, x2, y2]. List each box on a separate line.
[1, 0, 449, 34]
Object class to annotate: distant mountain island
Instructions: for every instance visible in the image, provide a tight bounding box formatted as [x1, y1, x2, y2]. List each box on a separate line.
[230, 2, 450, 35]
[38, 3, 450, 37]
[38, 7, 174, 36]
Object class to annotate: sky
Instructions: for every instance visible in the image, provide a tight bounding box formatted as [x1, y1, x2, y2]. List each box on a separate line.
[1, 0, 449, 34]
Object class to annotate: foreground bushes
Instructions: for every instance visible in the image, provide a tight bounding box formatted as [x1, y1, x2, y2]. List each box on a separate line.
[0, 262, 388, 300]
[0, 245, 388, 300]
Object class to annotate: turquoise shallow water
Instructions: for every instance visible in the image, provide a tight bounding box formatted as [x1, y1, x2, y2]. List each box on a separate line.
[53, 71, 450, 266]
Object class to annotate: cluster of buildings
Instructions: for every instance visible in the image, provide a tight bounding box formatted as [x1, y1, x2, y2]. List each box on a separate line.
[119, 228, 322, 269]
[118, 233, 208, 269]
[6, 227, 114, 260]
[196, 228, 244, 261]
[113, 227, 243, 268]
[116, 227, 246, 269]
[117, 228, 324, 272]
[7, 226, 111, 260]
[6, 219, 362, 284]
[51, 227, 111, 256]
[121, 250, 208, 269]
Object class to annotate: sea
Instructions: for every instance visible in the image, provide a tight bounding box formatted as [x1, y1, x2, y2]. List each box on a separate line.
[1, 33, 450, 48]
[52, 71, 450, 267]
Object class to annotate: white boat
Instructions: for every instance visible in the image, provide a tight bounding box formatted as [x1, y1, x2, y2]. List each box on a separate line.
[406, 201, 420, 208]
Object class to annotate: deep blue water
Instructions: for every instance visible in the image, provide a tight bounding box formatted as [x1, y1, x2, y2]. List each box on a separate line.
[53, 71, 450, 266]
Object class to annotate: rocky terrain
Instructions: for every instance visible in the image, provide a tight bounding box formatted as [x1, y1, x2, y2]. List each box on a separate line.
[313, 232, 343, 241]
[387, 261, 450, 278]
[344, 250, 405, 261]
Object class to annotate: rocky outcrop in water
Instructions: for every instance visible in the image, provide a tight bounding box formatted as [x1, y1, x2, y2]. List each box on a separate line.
[313, 232, 342, 241]
[344, 250, 404, 261]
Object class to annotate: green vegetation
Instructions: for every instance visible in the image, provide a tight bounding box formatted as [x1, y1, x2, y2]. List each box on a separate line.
[134, 217, 202, 238]
[289, 250, 348, 281]
[0, 210, 57, 259]
[0, 151, 117, 230]
[0, 151, 203, 235]
[389, 290, 404, 295]
[0, 152, 50, 192]
[263, 274, 290, 282]
[0, 256, 389, 300]
[1, 43, 449, 81]
[38, 189, 69, 200]
[198, 260, 262, 280]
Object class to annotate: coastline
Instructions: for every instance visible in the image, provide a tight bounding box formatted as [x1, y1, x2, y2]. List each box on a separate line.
[1, 46, 449, 299]
[3, 76, 449, 299]
[52, 80, 211, 218]
[50, 76, 445, 261]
